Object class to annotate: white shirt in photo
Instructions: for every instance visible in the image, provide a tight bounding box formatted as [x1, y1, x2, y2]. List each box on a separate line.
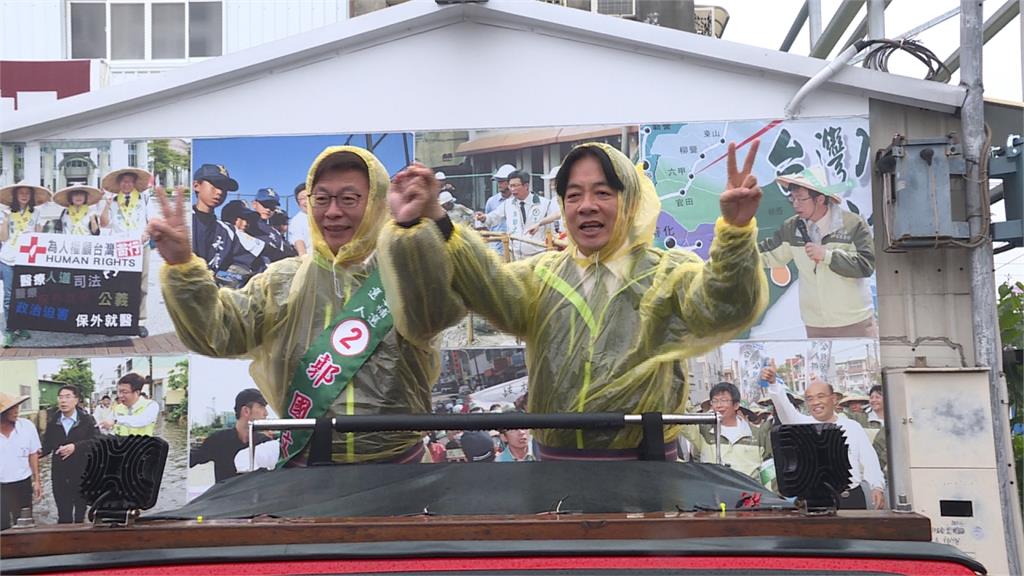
[288, 212, 311, 251]
[0, 418, 41, 483]
[767, 380, 885, 492]
[0, 209, 42, 265]
[105, 192, 152, 236]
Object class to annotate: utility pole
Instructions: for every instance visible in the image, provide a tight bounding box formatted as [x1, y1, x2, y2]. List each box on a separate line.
[961, 1, 1024, 573]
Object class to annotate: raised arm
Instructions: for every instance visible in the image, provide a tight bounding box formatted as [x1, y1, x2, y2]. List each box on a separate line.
[98, 197, 112, 228]
[380, 164, 537, 340]
[764, 366, 812, 425]
[673, 217, 768, 339]
[150, 188, 269, 357]
[674, 141, 768, 340]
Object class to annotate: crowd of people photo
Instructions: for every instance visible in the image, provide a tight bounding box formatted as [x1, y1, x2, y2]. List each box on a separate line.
[0, 168, 161, 345]
[190, 163, 300, 289]
[0, 373, 161, 529]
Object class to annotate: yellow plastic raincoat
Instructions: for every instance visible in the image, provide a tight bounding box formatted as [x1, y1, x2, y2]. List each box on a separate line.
[162, 146, 463, 462]
[379, 142, 768, 450]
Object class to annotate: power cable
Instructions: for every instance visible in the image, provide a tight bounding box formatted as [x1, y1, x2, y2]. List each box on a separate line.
[858, 38, 952, 82]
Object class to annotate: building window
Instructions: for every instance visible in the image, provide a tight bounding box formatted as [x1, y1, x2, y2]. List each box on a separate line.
[13, 145, 24, 182]
[71, 3, 106, 58]
[64, 157, 92, 182]
[128, 142, 138, 167]
[153, 3, 186, 59]
[111, 3, 145, 59]
[67, 1, 223, 61]
[188, 2, 222, 58]
[20, 385, 33, 410]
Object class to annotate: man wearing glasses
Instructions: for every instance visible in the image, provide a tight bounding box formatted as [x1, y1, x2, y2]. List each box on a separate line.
[680, 382, 772, 484]
[759, 166, 876, 338]
[41, 385, 97, 523]
[151, 147, 462, 465]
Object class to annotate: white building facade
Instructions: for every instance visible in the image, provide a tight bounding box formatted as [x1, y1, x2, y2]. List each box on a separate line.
[1, 0, 348, 188]
[1, 0, 348, 84]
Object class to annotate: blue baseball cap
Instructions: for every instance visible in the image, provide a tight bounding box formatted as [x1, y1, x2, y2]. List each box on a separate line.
[192, 164, 239, 192]
[254, 188, 280, 207]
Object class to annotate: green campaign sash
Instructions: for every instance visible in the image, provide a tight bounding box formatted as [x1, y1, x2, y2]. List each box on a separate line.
[278, 269, 392, 465]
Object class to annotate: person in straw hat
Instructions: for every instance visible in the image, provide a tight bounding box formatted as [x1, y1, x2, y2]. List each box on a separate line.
[54, 185, 102, 236]
[837, 390, 871, 427]
[99, 167, 154, 337]
[0, 391, 42, 530]
[758, 165, 876, 338]
[0, 182, 52, 347]
[99, 167, 153, 234]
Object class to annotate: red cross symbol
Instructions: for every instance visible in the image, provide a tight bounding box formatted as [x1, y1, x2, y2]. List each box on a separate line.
[19, 236, 46, 264]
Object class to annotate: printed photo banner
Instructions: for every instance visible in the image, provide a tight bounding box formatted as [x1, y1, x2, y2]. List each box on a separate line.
[642, 117, 876, 340]
[8, 233, 144, 335]
[689, 339, 882, 410]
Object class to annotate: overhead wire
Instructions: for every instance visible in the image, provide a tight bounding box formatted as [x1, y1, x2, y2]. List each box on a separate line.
[858, 38, 952, 82]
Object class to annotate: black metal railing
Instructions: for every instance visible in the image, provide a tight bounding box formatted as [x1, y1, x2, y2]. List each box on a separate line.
[249, 412, 721, 466]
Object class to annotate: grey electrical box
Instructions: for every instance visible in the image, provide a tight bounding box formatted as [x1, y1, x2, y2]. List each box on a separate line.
[876, 135, 969, 250]
[990, 135, 1022, 248]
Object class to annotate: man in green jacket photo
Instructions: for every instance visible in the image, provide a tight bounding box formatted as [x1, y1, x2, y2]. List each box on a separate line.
[760, 166, 877, 338]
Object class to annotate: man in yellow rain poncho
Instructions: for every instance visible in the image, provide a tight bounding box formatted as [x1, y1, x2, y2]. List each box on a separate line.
[379, 142, 768, 459]
[148, 147, 463, 465]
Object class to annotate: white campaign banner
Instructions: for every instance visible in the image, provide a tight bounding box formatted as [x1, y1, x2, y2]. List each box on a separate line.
[14, 233, 144, 273]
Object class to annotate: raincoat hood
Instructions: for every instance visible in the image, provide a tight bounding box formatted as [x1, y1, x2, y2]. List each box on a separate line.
[562, 142, 660, 266]
[377, 140, 768, 451]
[305, 146, 390, 267]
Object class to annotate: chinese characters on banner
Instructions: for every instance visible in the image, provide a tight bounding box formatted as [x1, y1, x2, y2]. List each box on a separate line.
[642, 117, 875, 340]
[8, 233, 144, 336]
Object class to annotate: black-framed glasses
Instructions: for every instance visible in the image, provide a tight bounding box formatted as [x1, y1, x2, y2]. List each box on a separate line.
[310, 193, 361, 209]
